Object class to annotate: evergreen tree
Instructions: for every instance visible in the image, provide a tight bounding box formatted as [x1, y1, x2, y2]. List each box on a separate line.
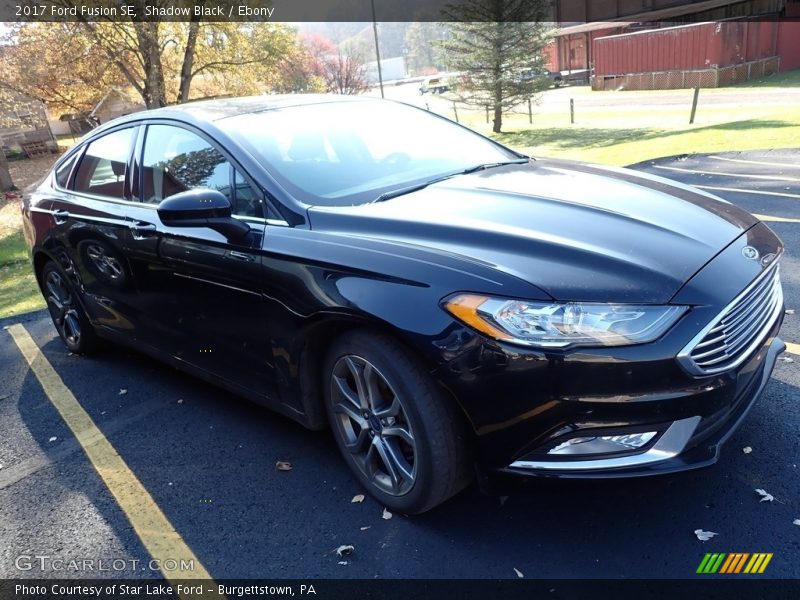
[439, 0, 553, 133]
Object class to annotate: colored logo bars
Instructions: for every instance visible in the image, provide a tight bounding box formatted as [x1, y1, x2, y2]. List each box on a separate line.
[696, 553, 773, 574]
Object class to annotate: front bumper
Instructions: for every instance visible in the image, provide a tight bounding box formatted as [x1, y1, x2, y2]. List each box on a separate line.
[501, 335, 784, 479]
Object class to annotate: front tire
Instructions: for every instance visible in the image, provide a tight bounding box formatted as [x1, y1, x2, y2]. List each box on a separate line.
[42, 261, 98, 354]
[323, 331, 472, 514]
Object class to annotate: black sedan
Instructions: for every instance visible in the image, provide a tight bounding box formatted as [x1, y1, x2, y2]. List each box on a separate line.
[21, 96, 785, 513]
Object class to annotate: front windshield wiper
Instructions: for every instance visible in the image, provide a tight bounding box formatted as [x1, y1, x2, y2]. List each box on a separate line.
[372, 158, 531, 203]
[461, 158, 530, 174]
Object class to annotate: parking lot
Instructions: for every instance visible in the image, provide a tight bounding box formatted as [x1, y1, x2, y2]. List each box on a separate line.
[0, 150, 798, 582]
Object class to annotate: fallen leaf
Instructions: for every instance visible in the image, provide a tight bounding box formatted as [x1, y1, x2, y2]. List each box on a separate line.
[382, 508, 393, 520]
[335, 545, 354, 557]
[351, 494, 365, 504]
[513, 567, 524, 578]
[778, 356, 794, 363]
[694, 529, 718, 541]
[275, 461, 292, 471]
[755, 488, 774, 502]
[48, 436, 57, 442]
[793, 519, 800, 526]
[360, 526, 371, 531]
[785, 309, 795, 315]
[118, 388, 128, 395]
[742, 446, 752, 454]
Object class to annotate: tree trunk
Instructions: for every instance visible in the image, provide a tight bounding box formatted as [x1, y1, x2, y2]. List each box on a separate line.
[0, 149, 15, 192]
[492, 104, 502, 133]
[179, 19, 201, 103]
[135, 23, 167, 108]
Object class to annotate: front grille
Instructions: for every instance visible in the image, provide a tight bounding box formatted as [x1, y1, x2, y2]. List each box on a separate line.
[679, 262, 783, 376]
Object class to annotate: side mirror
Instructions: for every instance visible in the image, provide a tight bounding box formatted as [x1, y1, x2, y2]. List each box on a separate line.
[157, 189, 250, 241]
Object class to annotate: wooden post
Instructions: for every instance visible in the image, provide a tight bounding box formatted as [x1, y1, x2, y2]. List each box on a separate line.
[689, 87, 700, 124]
[452, 101, 459, 123]
[570, 98, 575, 124]
[528, 98, 533, 124]
[486, 106, 489, 124]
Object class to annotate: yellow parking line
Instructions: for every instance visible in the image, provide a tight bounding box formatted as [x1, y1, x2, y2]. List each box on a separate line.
[7, 324, 214, 589]
[753, 213, 800, 224]
[785, 342, 800, 356]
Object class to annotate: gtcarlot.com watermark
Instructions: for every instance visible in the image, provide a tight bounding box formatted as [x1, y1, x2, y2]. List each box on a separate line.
[15, 554, 195, 573]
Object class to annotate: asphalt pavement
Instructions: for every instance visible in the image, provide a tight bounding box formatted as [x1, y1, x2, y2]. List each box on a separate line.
[0, 150, 798, 583]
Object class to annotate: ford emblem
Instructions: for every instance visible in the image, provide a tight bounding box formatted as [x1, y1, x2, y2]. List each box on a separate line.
[741, 246, 760, 260]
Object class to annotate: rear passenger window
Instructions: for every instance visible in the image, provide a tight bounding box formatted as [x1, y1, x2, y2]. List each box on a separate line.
[54, 153, 77, 188]
[72, 128, 136, 199]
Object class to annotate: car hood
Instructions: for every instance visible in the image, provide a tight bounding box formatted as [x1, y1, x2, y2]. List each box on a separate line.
[306, 159, 758, 303]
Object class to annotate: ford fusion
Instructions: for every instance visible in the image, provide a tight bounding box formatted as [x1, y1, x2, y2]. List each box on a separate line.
[22, 96, 785, 513]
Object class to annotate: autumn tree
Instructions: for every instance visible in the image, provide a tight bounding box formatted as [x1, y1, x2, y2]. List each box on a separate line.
[439, 0, 553, 133]
[0, 22, 126, 115]
[2, 3, 304, 112]
[321, 45, 369, 95]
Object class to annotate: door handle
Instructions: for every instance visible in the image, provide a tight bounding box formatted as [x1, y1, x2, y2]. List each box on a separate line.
[227, 250, 254, 262]
[129, 221, 157, 240]
[53, 209, 69, 224]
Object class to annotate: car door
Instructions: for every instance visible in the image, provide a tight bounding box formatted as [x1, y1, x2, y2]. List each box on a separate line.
[48, 125, 143, 341]
[125, 122, 274, 398]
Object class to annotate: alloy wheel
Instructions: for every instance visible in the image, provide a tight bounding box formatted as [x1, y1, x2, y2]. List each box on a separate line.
[45, 269, 81, 347]
[330, 355, 417, 496]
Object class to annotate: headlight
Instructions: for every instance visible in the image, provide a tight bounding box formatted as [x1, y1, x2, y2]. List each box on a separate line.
[443, 294, 687, 348]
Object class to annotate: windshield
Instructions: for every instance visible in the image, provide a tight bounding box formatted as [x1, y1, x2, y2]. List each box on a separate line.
[219, 100, 519, 207]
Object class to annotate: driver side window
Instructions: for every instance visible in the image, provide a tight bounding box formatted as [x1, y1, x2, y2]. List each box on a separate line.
[141, 124, 261, 217]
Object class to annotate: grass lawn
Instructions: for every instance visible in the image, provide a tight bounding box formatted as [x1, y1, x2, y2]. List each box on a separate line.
[470, 101, 800, 166]
[0, 198, 45, 319]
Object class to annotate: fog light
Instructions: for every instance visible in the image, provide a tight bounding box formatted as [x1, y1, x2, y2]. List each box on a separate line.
[548, 431, 658, 456]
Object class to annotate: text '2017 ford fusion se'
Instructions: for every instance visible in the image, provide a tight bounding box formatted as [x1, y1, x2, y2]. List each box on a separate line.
[22, 96, 785, 513]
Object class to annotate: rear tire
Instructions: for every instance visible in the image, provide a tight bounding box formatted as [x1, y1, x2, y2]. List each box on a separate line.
[42, 261, 99, 354]
[323, 331, 472, 514]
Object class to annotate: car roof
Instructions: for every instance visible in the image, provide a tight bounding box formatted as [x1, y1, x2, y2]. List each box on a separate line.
[110, 94, 372, 126]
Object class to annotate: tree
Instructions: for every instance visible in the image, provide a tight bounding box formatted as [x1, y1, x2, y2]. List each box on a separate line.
[1, 14, 304, 113]
[405, 22, 447, 75]
[321, 45, 369, 95]
[439, 0, 554, 133]
[0, 22, 126, 115]
[0, 149, 13, 192]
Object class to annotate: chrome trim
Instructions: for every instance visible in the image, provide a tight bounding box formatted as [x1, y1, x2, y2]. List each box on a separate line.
[265, 218, 289, 227]
[508, 416, 701, 471]
[29, 207, 129, 227]
[677, 262, 783, 377]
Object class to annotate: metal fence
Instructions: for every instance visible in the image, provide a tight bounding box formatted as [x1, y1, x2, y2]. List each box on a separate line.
[592, 56, 781, 91]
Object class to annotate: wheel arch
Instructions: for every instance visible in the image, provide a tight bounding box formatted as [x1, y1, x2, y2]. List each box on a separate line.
[293, 313, 475, 442]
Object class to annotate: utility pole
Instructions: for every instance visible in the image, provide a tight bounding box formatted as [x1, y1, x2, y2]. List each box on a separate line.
[371, 0, 384, 98]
